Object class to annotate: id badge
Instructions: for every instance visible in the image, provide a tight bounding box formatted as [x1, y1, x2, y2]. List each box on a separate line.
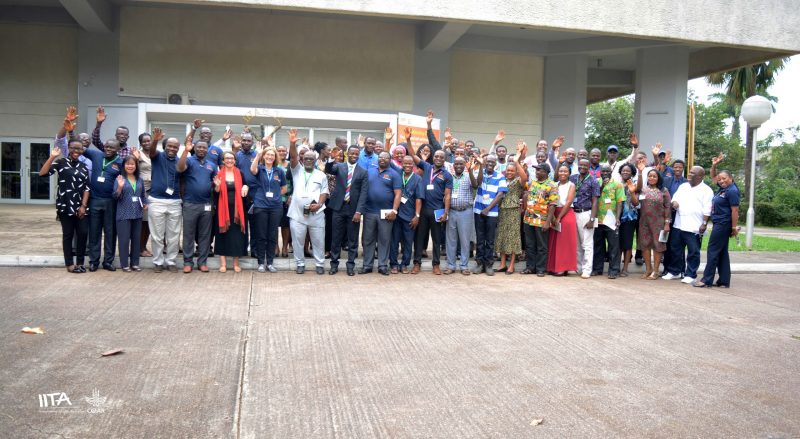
[131, 196, 139, 203]
[451, 193, 458, 199]
[426, 184, 434, 191]
[97, 176, 105, 183]
[401, 196, 408, 204]
[605, 198, 612, 204]
[483, 194, 490, 202]
[204, 204, 212, 212]
[639, 193, 646, 200]
[165, 187, 174, 196]
[266, 191, 274, 198]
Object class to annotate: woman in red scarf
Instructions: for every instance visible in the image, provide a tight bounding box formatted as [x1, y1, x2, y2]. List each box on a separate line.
[214, 151, 248, 272]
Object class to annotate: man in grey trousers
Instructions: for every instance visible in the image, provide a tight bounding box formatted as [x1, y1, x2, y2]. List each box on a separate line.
[444, 157, 475, 275]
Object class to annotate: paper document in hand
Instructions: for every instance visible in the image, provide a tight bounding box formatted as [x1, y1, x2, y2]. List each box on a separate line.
[380, 209, 392, 219]
[602, 210, 616, 230]
[659, 230, 669, 243]
[552, 221, 561, 232]
[434, 208, 446, 222]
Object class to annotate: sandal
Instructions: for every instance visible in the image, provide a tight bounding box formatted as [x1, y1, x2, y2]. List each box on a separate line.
[692, 280, 710, 288]
[619, 271, 629, 278]
[646, 273, 659, 280]
[505, 269, 515, 275]
[461, 269, 471, 275]
[521, 268, 536, 275]
[640, 271, 652, 279]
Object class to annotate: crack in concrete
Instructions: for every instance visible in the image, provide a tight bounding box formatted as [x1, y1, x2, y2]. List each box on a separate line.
[233, 273, 256, 439]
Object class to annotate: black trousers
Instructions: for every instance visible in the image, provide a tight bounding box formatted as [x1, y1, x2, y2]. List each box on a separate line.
[117, 218, 142, 268]
[253, 207, 282, 266]
[60, 214, 88, 266]
[413, 207, 443, 266]
[524, 224, 548, 273]
[592, 224, 621, 275]
[324, 205, 333, 254]
[701, 222, 732, 286]
[88, 197, 116, 266]
[330, 209, 361, 270]
[474, 214, 498, 266]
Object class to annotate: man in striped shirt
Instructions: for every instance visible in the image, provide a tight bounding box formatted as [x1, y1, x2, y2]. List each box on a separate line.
[470, 155, 507, 275]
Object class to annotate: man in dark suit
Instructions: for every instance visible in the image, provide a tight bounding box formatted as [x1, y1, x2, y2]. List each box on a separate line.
[326, 145, 369, 276]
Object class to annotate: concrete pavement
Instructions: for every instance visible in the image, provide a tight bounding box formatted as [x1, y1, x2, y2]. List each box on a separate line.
[1, 268, 799, 438]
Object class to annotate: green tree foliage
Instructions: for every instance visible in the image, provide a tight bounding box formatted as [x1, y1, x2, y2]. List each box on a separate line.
[585, 96, 634, 157]
[692, 100, 743, 174]
[752, 127, 800, 226]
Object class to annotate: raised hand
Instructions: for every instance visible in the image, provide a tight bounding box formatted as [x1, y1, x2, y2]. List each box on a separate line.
[651, 143, 661, 156]
[636, 160, 646, 172]
[403, 126, 412, 140]
[232, 135, 242, 151]
[152, 127, 164, 144]
[288, 128, 298, 144]
[254, 140, 263, 155]
[265, 135, 274, 148]
[559, 152, 566, 163]
[331, 147, 342, 162]
[516, 139, 526, 156]
[458, 140, 466, 149]
[300, 137, 309, 148]
[131, 148, 141, 160]
[420, 147, 430, 161]
[63, 117, 77, 133]
[116, 175, 124, 186]
[384, 127, 394, 142]
[494, 129, 506, 144]
[426, 109, 434, 126]
[629, 133, 639, 146]
[552, 136, 565, 149]
[95, 106, 106, 124]
[711, 153, 725, 166]
[663, 150, 672, 164]
[222, 127, 233, 141]
[213, 175, 221, 188]
[444, 127, 452, 142]
[50, 146, 61, 158]
[357, 134, 365, 147]
[184, 135, 194, 152]
[192, 119, 205, 129]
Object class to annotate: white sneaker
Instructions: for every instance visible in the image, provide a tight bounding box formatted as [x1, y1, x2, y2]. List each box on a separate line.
[581, 272, 591, 279]
[662, 273, 682, 280]
[681, 276, 695, 284]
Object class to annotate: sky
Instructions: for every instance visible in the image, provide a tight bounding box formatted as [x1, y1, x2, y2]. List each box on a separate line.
[687, 54, 799, 143]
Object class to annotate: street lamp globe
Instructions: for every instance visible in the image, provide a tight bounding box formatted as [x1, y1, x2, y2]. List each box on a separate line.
[741, 95, 772, 128]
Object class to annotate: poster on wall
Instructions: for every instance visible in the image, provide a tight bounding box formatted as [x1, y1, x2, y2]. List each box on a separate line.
[397, 112, 440, 149]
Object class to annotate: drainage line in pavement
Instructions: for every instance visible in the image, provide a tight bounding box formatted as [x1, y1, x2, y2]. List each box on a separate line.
[234, 273, 255, 439]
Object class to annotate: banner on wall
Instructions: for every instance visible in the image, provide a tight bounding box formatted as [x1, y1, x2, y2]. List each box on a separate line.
[397, 112, 440, 149]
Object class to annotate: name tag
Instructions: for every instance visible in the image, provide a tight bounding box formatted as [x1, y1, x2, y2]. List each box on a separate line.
[401, 196, 408, 204]
[483, 194, 490, 202]
[166, 188, 174, 196]
[266, 191, 274, 198]
[426, 184, 434, 191]
[204, 204, 212, 212]
[639, 193, 646, 200]
[131, 196, 139, 202]
[605, 198, 612, 204]
[451, 193, 458, 199]
[97, 176, 105, 183]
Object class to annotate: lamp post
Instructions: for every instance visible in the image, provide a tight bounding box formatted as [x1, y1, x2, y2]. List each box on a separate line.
[740, 95, 772, 250]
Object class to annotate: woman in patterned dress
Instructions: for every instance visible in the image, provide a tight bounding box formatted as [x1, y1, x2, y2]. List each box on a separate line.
[495, 161, 527, 274]
[636, 165, 672, 280]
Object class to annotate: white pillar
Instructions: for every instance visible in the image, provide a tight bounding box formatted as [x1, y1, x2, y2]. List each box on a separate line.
[633, 46, 689, 161]
[543, 55, 588, 149]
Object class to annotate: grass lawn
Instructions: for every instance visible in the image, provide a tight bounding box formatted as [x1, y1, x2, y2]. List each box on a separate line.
[700, 234, 800, 252]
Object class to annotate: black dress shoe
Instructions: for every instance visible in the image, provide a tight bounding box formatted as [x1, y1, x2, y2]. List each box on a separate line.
[378, 268, 389, 276]
[329, 267, 338, 275]
[89, 264, 99, 272]
[316, 266, 325, 275]
[358, 268, 372, 275]
[72, 265, 86, 274]
[635, 257, 644, 266]
[347, 268, 355, 276]
[296, 266, 305, 274]
[102, 263, 116, 272]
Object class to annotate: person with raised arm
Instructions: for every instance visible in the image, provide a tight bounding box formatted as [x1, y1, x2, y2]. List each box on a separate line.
[325, 144, 369, 276]
[248, 138, 287, 273]
[92, 106, 132, 159]
[214, 152, 249, 273]
[147, 125, 183, 273]
[114, 156, 148, 272]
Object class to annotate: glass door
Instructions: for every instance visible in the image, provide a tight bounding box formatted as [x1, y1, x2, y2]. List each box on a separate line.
[0, 138, 55, 204]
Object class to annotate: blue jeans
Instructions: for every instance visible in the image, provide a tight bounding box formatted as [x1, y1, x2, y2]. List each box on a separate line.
[702, 222, 732, 286]
[666, 229, 702, 279]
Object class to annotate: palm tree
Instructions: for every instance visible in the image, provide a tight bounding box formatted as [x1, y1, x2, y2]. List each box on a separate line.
[706, 57, 788, 200]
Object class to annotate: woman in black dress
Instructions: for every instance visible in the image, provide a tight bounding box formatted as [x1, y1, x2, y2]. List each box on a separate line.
[39, 139, 90, 273]
[214, 152, 248, 272]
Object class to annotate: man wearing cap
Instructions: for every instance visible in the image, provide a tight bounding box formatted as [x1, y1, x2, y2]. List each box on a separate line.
[522, 162, 558, 276]
[604, 134, 640, 183]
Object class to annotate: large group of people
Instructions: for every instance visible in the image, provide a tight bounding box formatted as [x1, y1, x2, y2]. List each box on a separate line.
[42, 106, 740, 287]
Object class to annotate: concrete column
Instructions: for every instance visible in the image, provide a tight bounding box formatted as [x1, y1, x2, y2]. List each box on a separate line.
[633, 46, 689, 161]
[543, 55, 588, 149]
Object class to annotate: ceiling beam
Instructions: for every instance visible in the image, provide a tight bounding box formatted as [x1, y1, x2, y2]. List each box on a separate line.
[548, 36, 675, 55]
[588, 68, 634, 88]
[420, 21, 471, 52]
[59, 0, 113, 33]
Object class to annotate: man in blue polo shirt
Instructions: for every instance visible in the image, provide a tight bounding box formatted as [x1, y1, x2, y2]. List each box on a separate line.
[148, 127, 183, 272]
[408, 140, 452, 275]
[390, 155, 424, 274]
[470, 155, 508, 275]
[177, 132, 218, 273]
[361, 152, 402, 275]
[357, 136, 379, 170]
[83, 138, 122, 271]
[233, 132, 259, 257]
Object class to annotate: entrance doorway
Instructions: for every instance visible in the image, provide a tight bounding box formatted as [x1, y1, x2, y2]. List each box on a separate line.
[0, 138, 54, 204]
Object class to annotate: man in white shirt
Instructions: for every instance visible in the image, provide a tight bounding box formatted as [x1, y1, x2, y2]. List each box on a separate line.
[287, 129, 329, 274]
[662, 166, 713, 284]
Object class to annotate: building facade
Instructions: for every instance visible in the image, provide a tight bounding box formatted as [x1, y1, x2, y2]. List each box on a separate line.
[1, 0, 797, 204]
